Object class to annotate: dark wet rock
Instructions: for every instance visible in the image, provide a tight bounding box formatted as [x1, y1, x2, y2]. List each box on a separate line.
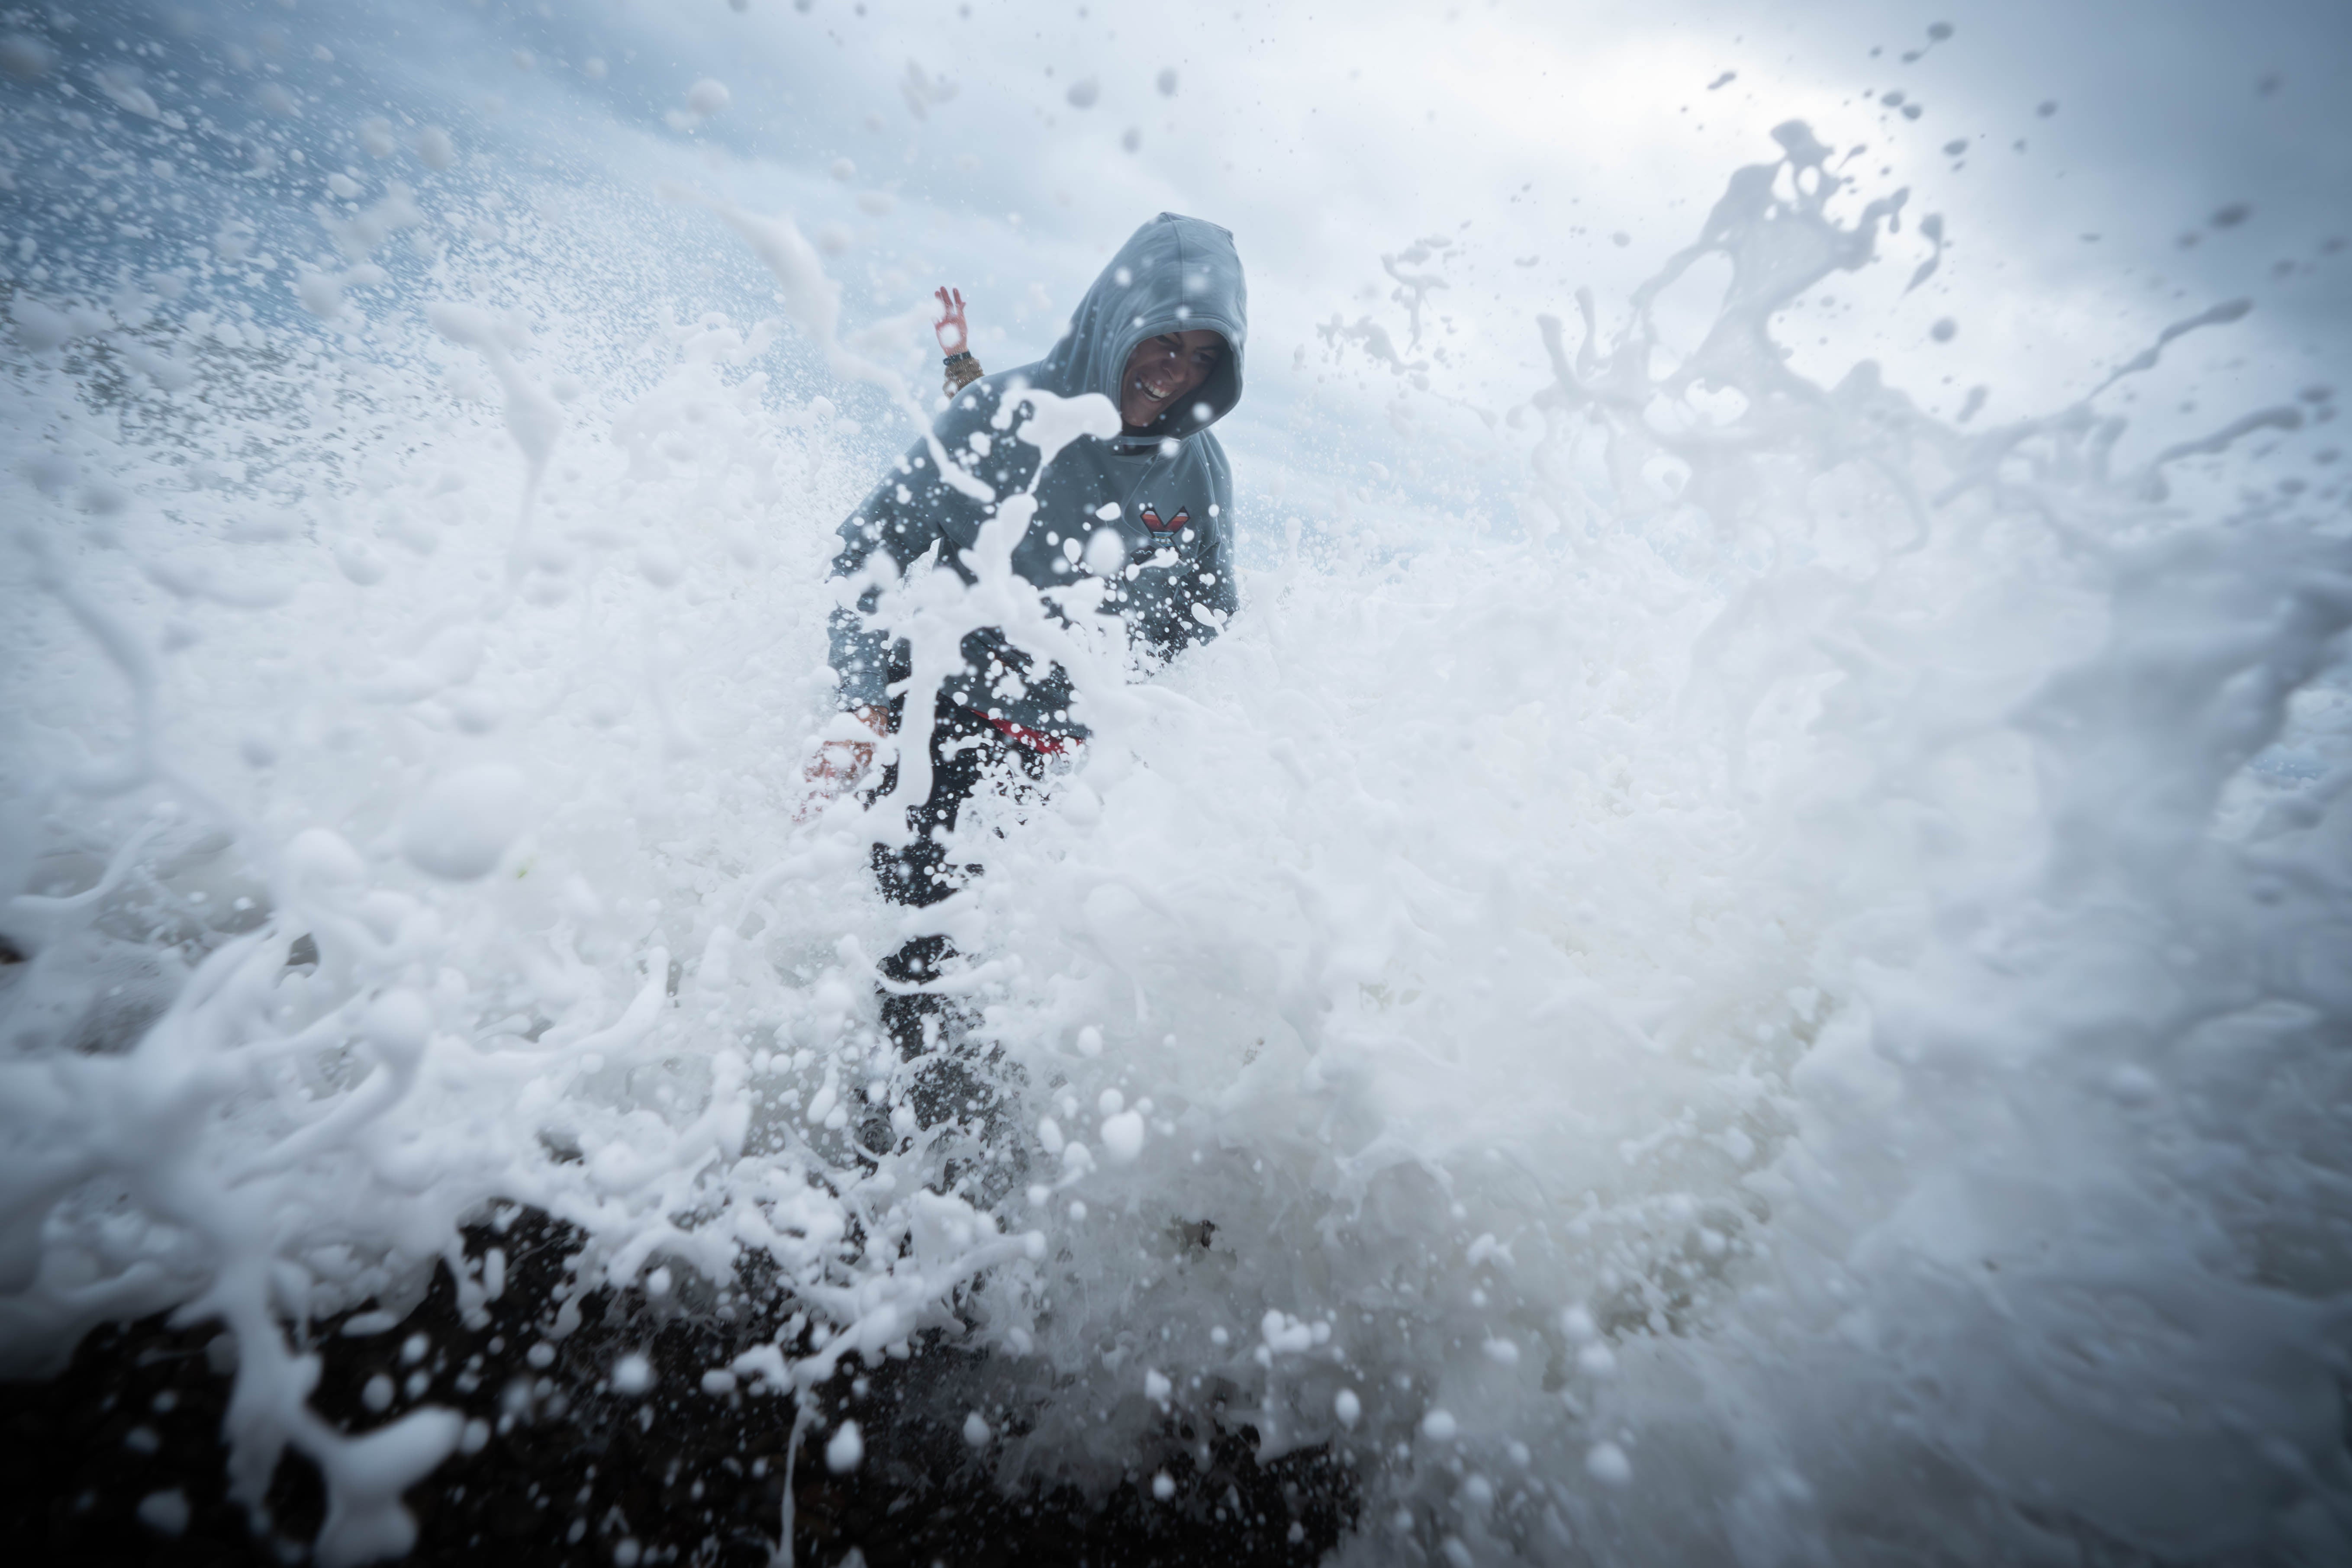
[1, 1207, 1355, 1565]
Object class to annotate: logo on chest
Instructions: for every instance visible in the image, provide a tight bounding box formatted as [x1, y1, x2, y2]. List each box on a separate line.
[1137, 505, 1190, 534]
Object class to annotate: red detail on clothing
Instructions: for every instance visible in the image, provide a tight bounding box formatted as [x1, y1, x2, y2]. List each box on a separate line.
[977, 711, 1079, 755]
[1139, 506, 1190, 534]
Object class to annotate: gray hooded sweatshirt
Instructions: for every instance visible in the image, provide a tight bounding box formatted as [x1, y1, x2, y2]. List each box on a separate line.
[828, 213, 1247, 742]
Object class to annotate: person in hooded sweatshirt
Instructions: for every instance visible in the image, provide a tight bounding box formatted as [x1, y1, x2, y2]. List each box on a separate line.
[807, 212, 1247, 1096]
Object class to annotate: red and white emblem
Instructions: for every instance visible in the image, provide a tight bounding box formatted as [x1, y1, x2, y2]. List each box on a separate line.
[1138, 506, 1189, 534]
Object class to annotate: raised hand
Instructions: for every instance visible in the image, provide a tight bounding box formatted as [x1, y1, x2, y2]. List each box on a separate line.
[933, 285, 969, 356]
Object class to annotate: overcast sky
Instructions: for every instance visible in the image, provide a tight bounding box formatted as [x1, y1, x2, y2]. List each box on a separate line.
[24, 0, 2352, 513]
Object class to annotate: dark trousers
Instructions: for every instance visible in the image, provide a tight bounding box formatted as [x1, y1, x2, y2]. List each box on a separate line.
[865, 698, 1045, 1141]
[869, 698, 1045, 914]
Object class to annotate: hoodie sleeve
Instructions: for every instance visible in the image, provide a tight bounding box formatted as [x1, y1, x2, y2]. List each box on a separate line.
[1185, 447, 1242, 644]
[826, 389, 1022, 711]
[1124, 437, 1240, 663]
[826, 469, 916, 714]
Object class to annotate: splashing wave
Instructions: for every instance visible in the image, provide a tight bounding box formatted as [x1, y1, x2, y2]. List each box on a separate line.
[3, 56, 2347, 1568]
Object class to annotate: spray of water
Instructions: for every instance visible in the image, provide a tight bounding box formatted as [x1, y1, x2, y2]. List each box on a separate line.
[2, 45, 2348, 1568]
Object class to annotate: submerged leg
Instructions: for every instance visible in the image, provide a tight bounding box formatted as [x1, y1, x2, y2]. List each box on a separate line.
[861, 701, 1041, 1192]
[877, 930, 969, 1107]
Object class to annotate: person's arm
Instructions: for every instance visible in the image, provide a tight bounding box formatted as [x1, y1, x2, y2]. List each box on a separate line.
[935, 285, 983, 395]
[826, 508, 900, 725]
[1166, 448, 1240, 650]
[1184, 479, 1242, 644]
[805, 494, 909, 805]
[821, 393, 990, 736]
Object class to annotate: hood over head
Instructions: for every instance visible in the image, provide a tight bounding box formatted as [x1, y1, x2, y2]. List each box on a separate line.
[1030, 212, 1247, 454]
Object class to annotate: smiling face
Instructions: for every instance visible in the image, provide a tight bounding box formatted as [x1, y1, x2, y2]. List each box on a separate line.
[1118, 329, 1226, 434]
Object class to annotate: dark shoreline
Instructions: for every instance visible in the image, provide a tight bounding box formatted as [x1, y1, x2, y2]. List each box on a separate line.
[0, 1207, 1356, 1566]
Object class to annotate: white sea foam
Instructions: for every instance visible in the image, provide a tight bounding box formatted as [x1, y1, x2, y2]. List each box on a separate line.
[0, 35, 2347, 1568]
